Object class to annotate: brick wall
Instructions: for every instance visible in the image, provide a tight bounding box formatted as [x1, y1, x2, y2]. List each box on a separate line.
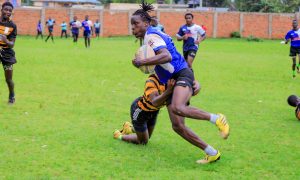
[11, 7, 299, 39]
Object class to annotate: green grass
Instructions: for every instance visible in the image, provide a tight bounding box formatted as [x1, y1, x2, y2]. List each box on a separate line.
[0, 36, 299, 179]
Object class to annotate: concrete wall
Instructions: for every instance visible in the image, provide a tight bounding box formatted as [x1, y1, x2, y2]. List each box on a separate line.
[11, 7, 300, 39]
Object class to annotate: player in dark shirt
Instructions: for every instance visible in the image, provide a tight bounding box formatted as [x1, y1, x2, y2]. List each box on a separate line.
[287, 95, 300, 120]
[0, 2, 17, 104]
[70, 16, 80, 43]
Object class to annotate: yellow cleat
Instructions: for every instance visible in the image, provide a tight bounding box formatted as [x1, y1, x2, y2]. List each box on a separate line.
[196, 151, 221, 164]
[216, 114, 230, 139]
[121, 121, 134, 135]
[113, 130, 122, 139]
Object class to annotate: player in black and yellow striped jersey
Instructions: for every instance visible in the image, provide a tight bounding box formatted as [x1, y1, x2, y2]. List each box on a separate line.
[0, 2, 17, 104]
[113, 74, 175, 144]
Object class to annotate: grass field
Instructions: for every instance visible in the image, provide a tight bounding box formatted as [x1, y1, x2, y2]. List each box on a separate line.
[0, 36, 300, 179]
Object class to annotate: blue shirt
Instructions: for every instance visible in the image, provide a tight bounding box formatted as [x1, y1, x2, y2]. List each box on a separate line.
[285, 29, 300, 47]
[176, 24, 206, 52]
[82, 20, 92, 32]
[61, 23, 67, 31]
[144, 26, 188, 84]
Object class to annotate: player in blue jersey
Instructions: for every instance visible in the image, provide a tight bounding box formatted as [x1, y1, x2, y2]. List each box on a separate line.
[36, 20, 43, 39]
[94, 19, 101, 39]
[70, 16, 80, 43]
[82, 15, 93, 48]
[60, 21, 67, 38]
[0, 2, 17, 104]
[176, 13, 206, 69]
[150, 16, 164, 33]
[45, 17, 55, 43]
[131, 2, 229, 164]
[284, 20, 300, 78]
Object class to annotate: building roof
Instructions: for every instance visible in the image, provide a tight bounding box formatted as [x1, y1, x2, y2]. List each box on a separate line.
[31, 0, 100, 4]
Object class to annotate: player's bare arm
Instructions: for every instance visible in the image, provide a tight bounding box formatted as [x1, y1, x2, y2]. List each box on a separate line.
[0, 35, 15, 48]
[149, 79, 175, 107]
[132, 48, 171, 67]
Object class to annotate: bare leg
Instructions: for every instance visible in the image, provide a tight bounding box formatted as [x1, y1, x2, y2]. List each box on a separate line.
[169, 86, 211, 120]
[167, 106, 208, 150]
[5, 68, 14, 101]
[187, 55, 195, 69]
[122, 130, 150, 144]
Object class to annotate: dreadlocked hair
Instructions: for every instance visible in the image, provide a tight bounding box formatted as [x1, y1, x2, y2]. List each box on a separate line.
[133, 1, 154, 23]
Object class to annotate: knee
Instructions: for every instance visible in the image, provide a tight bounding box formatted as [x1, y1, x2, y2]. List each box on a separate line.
[6, 78, 13, 84]
[170, 104, 186, 116]
[171, 121, 185, 134]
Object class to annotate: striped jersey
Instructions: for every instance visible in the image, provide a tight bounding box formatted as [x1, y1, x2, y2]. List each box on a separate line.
[137, 74, 166, 111]
[0, 20, 17, 49]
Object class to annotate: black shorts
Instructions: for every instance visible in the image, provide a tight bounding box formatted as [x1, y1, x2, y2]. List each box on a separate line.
[0, 48, 16, 66]
[83, 30, 91, 38]
[48, 27, 53, 33]
[183, 50, 197, 60]
[61, 30, 67, 33]
[37, 30, 42, 35]
[166, 68, 194, 106]
[95, 28, 100, 34]
[130, 97, 159, 132]
[290, 46, 300, 57]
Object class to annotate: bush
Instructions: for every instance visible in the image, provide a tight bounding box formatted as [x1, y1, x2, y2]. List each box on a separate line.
[247, 35, 263, 42]
[230, 31, 241, 38]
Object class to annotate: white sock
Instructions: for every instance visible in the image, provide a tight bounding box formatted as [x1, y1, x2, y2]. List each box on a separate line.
[210, 114, 219, 124]
[204, 145, 218, 156]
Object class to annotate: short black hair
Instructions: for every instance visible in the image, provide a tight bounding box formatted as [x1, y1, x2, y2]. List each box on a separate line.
[133, 1, 154, 23]
[185, 13, 193, 19]
[2, 1, 14, 9]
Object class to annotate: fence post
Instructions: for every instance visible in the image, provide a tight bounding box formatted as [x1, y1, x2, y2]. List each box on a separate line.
[41, 7, 45, 32]
[240, 12, 244, 37]
[100, 10, 103, 37]
[128, 10, 132, 36]
[213, 11, 217, 38]
[268, 13, 272, 39]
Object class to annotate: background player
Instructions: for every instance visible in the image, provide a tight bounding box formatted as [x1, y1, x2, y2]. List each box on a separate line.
[82, 15, 93, 48]
[0, 2, 17, 104]
[36, 19, 43, 39]
[150, 16, 164, 33]
[287, 95, 300, 120]
[94, 19, 101, 39]
[45, 17, 55, 43]
[60, 21, 67, 38]
[131, 2, 229, 164]
[70, 16, 80, 43]
[176, 13, 206, 69]
[284, 20, 300, 78]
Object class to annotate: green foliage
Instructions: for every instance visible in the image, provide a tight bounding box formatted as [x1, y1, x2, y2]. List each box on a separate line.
[1, 36, 300, 178]
[247, 35, 263, 42]
[230, 31, 241, 38]
[234, 0, 300, 13]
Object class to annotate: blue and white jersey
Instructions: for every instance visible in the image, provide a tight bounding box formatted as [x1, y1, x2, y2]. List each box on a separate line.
[94, 22, 101, 29]
[144, 26, 188, 84]
[46, 19, 55, 27]
[151, 24, 164, 33]
[82, 20, 93, 32]
[285, 29, 300, 47]
[176, 24, 206, 52]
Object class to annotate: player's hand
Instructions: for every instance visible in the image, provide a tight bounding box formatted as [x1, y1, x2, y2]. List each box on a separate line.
[166, 79, 175, 90]
[132, 54, 143, 68]
[194, 39, 200, 45]
[183, 34, 188, 40]
[193, 80, 201, 96]
[0, 34, 7, 42]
